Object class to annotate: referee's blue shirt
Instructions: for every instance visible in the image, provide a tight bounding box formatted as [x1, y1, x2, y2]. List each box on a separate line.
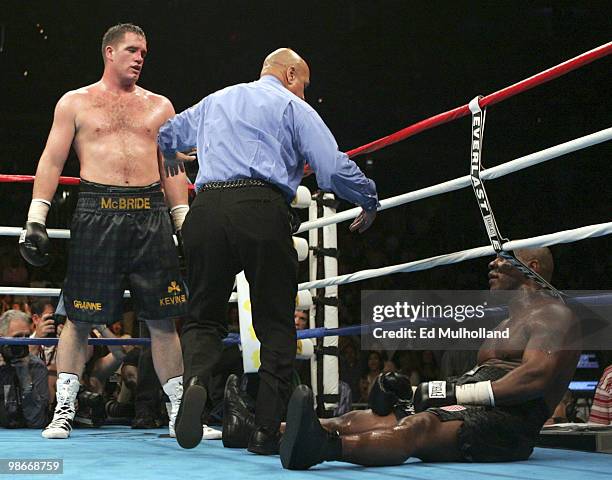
[158, 75, 379, 210]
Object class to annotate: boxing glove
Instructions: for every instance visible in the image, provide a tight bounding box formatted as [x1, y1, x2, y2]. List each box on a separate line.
[19, 222, 51, 267]
[170, 204, 189, 269]
[413, 380, 495, 412]
[368, 372, 413, 416]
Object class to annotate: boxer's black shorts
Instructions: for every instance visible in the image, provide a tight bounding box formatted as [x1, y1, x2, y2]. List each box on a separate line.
[63, 180, 187, 325]
[427, 366, 550, 462]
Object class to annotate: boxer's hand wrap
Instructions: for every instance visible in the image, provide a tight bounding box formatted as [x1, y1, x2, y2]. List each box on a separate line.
[19, 199, 51, 267]
[27, 199, 51, 225]
[170, 205, 189, 272]
[413, 380, 494, 412]
[368, 372, 413, 416]
[455, 381, 495, 407]
[170, 205, 189, 231]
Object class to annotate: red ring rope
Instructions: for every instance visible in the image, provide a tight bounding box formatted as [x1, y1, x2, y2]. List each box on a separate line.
[1, 41, 610, 184]
[346, 41, 612, 158]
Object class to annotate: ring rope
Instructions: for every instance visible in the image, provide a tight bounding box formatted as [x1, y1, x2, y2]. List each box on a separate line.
[0, 333, 240, 347]
[298, 221, 612, 291]
[297, 126, 612, 234]
[1, 126, 609, 240]
[2, 43, 609, 192]
[2, 292, 610, 347]
[0, 286, 239, 302]
[2, 221, 610, 297]
[346, 41, 612, 157]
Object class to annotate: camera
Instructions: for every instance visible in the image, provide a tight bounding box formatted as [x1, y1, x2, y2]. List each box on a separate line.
[51, 313, 67, 326]
[39, 313, 66, 338]
[0, 344, 29, 362]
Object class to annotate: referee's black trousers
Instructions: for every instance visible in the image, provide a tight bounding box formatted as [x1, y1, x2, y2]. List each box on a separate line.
[180, 185, 298, 431]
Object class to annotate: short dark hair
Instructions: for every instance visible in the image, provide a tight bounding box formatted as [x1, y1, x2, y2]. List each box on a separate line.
[101, 23, 146, 60]
[30, 299, 53, 317]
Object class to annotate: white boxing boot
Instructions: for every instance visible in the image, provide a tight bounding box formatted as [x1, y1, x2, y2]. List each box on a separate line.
[42, 373, 80, 439]
[163, 376, 183, 438]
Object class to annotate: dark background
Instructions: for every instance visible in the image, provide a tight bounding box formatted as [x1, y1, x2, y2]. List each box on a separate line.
[0, 1, 610, 318]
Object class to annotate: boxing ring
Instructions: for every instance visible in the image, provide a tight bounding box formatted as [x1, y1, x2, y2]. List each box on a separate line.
[1, 41, 611, 479]
[0, 426, 610, 480]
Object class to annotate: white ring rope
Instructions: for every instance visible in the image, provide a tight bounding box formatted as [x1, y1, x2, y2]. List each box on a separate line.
[296, 126, 612, 234]
[3, 221, 610, 297]
[0, 227, 70, 239]
[0, 126, 609, 240]
[298, 221, 612, 291]
[0, 286, 240, 302]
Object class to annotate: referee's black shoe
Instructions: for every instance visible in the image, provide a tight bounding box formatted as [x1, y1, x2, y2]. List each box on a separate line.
[247, 426, 281, 455]
[176, 377, 207, 449]
[222, 374, 255, 448]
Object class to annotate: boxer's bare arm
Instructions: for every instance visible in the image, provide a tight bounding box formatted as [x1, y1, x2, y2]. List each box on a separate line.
[157, 98, 189, 208]
[32, 93, 77, 201]
[491, 303, 579, 408]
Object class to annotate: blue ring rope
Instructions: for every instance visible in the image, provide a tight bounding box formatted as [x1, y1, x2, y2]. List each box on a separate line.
[1, 293, 609, 346]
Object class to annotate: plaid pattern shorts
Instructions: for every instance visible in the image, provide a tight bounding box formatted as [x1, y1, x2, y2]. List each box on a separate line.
[63, 180, 187, 325]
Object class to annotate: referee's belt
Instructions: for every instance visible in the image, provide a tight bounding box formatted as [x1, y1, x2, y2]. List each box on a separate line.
[196, 179, 270, 193]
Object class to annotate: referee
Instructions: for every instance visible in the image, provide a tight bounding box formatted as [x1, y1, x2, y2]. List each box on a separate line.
[158, 48, 379, 452]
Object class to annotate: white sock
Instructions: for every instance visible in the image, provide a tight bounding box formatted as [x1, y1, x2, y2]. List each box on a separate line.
[58, 372, 79, 384]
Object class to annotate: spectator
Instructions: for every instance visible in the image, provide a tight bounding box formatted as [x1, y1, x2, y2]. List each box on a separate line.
[0, 310, 49, 428]
[419, 350, 440, 382]
[105, 346, 140, 422]
[394, 351, 421, 385]
[294, 310, 309, 331]
[364, 351, 384, 392]
[357, 375, 370, 404]
[293, 310, 311, 388]
[10, 296, 30, 314]
[588, 364, 612, 425]
[544, 390, 577, 425]
[383, 359, 398, 374]
[75, 325, 129, 427]
[84, 325, 128, 395]
[1, 295, 13, 314]
[109, 321, 124, 336]
[339, 337, 361, 402]
[29, 299, 59, 400]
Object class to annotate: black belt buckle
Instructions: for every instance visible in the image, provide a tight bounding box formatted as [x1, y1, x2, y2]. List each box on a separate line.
[197, 179, 269, 193]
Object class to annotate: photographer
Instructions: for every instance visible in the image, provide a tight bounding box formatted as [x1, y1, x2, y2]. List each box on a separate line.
[29, 299, 61, 399]
[0, 310, 49, 428]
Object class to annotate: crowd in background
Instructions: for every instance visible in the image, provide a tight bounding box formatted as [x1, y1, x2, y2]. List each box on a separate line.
[0, 187, 611, 429]
[1, 288, 611, 430]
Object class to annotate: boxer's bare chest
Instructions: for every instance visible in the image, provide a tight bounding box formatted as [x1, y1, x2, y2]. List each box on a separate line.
[72, 87, 164, 183]
[478, 317, 531, 364]
[75, 90, 160, 143]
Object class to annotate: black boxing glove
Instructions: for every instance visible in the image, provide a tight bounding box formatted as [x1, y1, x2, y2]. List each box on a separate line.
[19, 198, 52, 267]
[413, 380, 495, 412]
[288, 208, 301, 234]
[368, 372, 413, 416]
[19, 222, 51, 267]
